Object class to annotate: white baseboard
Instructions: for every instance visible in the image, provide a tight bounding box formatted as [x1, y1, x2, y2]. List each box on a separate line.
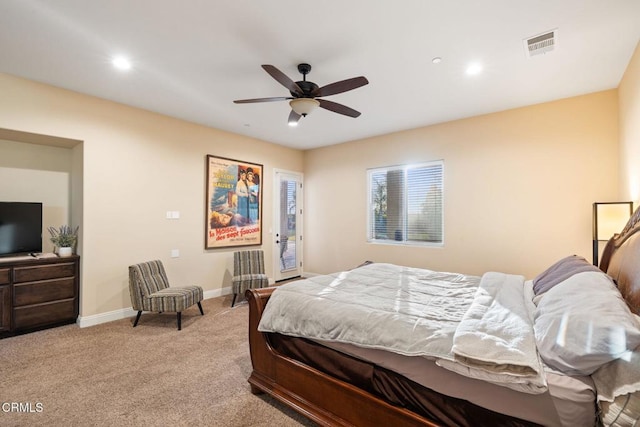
[77, 286, 232, 328]
[77, 307, 137, 328]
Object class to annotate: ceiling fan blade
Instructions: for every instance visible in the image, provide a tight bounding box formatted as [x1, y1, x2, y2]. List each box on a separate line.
[288, 110, 302, 125]
[318, 99, 361, 118]
[233, 97, 291, 104]
[262, 65, 303, 96]
[314, 76, 369, 97]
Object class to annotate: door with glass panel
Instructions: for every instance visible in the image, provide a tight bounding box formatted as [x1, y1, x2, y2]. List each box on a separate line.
[273, 170, 303, 281]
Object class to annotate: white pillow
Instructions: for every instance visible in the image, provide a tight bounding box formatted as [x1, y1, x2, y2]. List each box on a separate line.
[534, 272, 640, 375]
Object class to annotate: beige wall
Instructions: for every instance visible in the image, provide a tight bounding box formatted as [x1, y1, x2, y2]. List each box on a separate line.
[0, 73, 303, 319]
[2, 45, 635, 320]
[619, 41, 640, 202]
[304, 90, 619, 278]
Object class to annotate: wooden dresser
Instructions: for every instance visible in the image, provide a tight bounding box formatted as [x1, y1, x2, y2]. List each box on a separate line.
[0, 255, 80, 337]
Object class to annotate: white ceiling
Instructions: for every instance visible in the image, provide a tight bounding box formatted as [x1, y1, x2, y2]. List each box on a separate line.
[1, 1, 639, 150]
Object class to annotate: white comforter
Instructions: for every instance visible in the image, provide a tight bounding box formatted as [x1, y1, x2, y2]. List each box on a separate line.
[437, 271, 547, 393]
[258, 263, 547, 394]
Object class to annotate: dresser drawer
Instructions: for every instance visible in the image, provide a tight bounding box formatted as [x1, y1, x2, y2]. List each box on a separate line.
[13, 278, 75, 306]
[1, 256, 79, 338]
[13, 263, 75, 283]
[0, 268, 9, 285]
[0, 285, 10, 332]
[13, 299, 76, 329]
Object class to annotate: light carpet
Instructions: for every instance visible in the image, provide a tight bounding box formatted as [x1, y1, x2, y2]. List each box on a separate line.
[0, 295, 315, 426]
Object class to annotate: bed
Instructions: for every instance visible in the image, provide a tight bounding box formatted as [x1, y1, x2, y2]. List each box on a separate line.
[246, 210, 640, 427]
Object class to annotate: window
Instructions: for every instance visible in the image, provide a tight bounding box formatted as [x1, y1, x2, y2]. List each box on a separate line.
[367, 161, 443, 245]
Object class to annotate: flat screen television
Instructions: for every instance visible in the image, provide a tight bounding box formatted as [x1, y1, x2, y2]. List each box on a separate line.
[0, 202, 43, 256]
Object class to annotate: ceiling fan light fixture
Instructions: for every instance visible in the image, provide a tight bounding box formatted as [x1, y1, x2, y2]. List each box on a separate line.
[290, 98, 319, 116]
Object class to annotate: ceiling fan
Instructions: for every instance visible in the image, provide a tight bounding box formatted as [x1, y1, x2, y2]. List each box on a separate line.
[233, 63, 369, 126]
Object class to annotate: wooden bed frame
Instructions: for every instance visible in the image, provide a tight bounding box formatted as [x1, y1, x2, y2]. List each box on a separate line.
[246, 209, 640, 426]
[246, 286, 439, 427]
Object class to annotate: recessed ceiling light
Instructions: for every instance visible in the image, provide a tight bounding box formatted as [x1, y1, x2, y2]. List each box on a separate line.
[432, 57, 442, 64]
[466, 63, 483, 76]
[112, 56, 131, 71]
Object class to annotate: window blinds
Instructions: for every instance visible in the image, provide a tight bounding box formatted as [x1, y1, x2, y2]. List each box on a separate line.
[368, 161, 443, 244]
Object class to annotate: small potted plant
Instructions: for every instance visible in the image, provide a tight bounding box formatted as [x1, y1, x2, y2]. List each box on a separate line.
[48, 225, 78, 257]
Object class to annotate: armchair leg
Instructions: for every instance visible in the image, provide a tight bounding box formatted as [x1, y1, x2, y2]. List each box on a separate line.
[231, 293, 237, 307]
[133, 311, 142, 327]
[197, 302, 204, 315]
[177, 312, 182, 331]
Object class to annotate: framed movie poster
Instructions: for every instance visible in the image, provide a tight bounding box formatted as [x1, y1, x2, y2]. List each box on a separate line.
[206, 155, 263, 248]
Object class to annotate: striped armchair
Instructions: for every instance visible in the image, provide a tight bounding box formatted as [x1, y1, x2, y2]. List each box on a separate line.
[128, 260, 204, 330]
[231, 250, 269, 306]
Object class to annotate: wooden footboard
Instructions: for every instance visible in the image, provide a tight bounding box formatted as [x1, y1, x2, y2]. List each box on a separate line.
[245, 288, 439, 427]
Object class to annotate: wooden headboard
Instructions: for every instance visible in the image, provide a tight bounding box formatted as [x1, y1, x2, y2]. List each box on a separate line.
[600, 206, 640, 315]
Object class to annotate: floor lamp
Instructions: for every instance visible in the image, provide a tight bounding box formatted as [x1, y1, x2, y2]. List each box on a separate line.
[592, 202, 634, 266]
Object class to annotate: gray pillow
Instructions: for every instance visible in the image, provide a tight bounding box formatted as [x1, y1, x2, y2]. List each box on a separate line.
[532, 255, 602, 296]
[534, 272, 640, 375]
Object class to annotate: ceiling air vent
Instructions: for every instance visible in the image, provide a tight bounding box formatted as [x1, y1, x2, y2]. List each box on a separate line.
[524, 29, 557, 57]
